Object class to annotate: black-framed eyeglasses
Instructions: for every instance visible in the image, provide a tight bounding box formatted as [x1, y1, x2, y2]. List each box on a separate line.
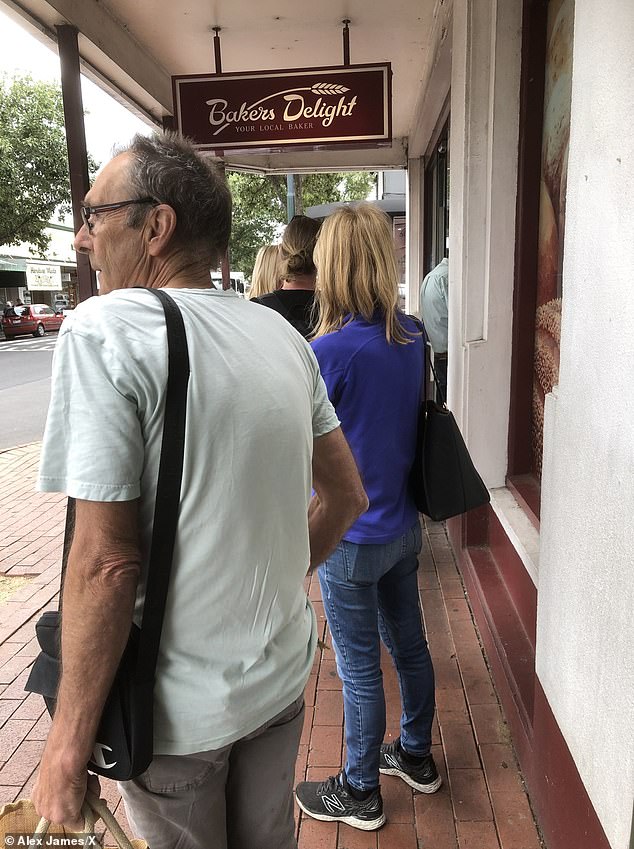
[80, 197, 159, 232]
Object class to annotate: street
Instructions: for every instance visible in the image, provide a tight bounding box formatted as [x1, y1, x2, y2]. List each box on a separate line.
[0, 333, 56, 450]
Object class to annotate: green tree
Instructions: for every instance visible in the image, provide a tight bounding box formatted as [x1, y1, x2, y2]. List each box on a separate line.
[227, 173, 286, 279]
[228, 171, 376, 277]
[0, 75, 74, 254]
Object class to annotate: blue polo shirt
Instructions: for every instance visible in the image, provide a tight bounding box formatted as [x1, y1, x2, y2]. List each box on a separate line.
[311, 312, 424, 544]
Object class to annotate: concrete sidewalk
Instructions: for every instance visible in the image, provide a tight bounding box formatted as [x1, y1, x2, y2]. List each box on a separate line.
[0, 443, 543, 848]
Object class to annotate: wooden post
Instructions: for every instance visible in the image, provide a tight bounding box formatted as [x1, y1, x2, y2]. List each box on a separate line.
[56, 25, 98, 301]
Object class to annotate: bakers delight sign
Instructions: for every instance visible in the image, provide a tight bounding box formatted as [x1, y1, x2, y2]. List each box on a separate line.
[172, 64, 391, 152]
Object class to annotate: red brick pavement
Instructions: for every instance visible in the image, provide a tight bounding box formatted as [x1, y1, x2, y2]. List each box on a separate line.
[0, 443, 544, 849]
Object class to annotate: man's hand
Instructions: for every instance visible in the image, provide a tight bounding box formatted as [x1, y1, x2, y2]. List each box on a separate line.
[309, 427, 368, 570]
[32, 725, 88, 831]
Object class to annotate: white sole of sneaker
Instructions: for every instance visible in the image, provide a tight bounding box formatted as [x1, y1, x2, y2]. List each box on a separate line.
[295, 797, 386, 831]
[379, 767, 443, 794]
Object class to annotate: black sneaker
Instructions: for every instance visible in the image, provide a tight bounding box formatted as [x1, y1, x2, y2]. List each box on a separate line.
[295, 772, 386, 831]
[379, 739, 442, 793]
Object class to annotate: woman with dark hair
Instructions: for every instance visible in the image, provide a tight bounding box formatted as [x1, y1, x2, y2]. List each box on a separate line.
[295, 203, 440, 832]
[251, 215, 320, 338]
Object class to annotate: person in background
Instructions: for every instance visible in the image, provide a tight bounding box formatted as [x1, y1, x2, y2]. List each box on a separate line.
[30, 131, 367, 849]
[294, 203, 441, 832]
[251, 215, 320, 338]
[3, 298, 24, 318]
[419, 256, 448, 403]
[247, 244, 281, 300]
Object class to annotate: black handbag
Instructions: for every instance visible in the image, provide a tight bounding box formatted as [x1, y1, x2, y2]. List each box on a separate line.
[25, 288, 190, 781]
[409, 321, 490, 521]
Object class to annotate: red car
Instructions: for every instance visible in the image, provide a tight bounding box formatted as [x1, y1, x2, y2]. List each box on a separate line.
[1, 304, 64, 340]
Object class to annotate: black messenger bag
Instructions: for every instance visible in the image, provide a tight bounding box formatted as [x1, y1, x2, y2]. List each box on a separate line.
[25, 288, 190, 781]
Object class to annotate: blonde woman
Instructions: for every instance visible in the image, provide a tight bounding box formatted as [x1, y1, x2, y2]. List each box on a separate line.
[295, 204, 440, 831]
[251, 215, 320, 338]
[247, 244, 280, 299]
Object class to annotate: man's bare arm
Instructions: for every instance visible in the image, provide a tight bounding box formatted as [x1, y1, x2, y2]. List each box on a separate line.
[32, 498, 141, 828]
[309, 427, 368, 571]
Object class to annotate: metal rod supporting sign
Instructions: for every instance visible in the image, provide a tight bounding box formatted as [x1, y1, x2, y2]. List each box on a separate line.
[342, 20, 351, 66]
[286, 174, 296, 222]
[213, 27, 222, 74]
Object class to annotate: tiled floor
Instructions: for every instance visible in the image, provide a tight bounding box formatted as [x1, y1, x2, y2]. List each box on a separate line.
[297, 524, 543, 849]
[0, 444, 543, 848]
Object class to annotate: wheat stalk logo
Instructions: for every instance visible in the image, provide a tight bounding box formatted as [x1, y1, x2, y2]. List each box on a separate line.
[311, 83, 350, 96]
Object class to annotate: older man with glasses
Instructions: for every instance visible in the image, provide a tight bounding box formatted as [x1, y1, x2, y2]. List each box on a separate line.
[30, 131, 367, 849]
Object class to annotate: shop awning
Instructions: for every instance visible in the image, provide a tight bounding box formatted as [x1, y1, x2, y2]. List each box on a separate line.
[305, 197, 406, 219]
[0, 256, 27, 273]
[4, 0, 439, 173]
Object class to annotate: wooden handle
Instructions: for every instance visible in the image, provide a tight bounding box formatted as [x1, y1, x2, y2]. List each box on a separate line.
[85, 790, 136, 849]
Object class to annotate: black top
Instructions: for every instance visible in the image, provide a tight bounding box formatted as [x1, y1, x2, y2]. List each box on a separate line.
[253, 289, 316, 339]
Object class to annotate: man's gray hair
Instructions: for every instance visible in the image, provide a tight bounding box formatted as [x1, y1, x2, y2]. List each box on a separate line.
[122, 131, 232, 265]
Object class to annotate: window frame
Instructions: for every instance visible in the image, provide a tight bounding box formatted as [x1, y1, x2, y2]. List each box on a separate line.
[507, 0, 549, 527]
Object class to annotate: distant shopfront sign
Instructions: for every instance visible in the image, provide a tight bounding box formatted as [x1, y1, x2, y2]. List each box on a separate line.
[0, 256, 27, 273]
[26, 262, 62, 291]
[172, 63, 391, 152]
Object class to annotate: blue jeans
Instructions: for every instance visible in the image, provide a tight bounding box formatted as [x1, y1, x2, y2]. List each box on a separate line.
[318, 522, 435, 791]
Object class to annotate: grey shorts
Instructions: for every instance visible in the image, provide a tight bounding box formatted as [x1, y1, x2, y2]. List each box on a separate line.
[118, 695, 305, 849]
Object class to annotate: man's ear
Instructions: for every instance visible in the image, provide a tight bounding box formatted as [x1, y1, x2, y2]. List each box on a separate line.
[146, 205, 177, 256]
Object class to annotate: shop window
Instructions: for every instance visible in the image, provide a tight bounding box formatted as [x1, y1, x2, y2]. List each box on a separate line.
[393, 216, 406, 309]
[508, 0, 574, 524]
[424, 124, 450, 275]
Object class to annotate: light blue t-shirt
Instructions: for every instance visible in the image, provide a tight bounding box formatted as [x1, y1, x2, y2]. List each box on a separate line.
[311, 312, 424, 545]
[419, 257, 448, 353]
[38, 287, 340, 754]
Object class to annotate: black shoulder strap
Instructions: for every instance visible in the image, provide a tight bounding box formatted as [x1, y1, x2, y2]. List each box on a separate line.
[58, 288, 190, 679]
[410, 315, 445, 407]
[136, 288, 189, 674]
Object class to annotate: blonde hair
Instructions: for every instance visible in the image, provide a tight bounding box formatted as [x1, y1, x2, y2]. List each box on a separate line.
[313, 203, 411, 344]
[248, 245, 280, 299]
[279, 215, 320, 282]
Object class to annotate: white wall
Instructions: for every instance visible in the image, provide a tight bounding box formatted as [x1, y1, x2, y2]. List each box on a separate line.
[381, 170, 406, 197]
[405, 0, 453, 317]
[406, 157, 424, 315]
[0, 223, 76, 266]
[448, 0, 522, 486]
[536, 3, 634, 848]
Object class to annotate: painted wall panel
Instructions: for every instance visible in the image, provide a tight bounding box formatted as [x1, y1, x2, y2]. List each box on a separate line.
[536, 2, 634, 847]
[448, 0, 521, 486]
